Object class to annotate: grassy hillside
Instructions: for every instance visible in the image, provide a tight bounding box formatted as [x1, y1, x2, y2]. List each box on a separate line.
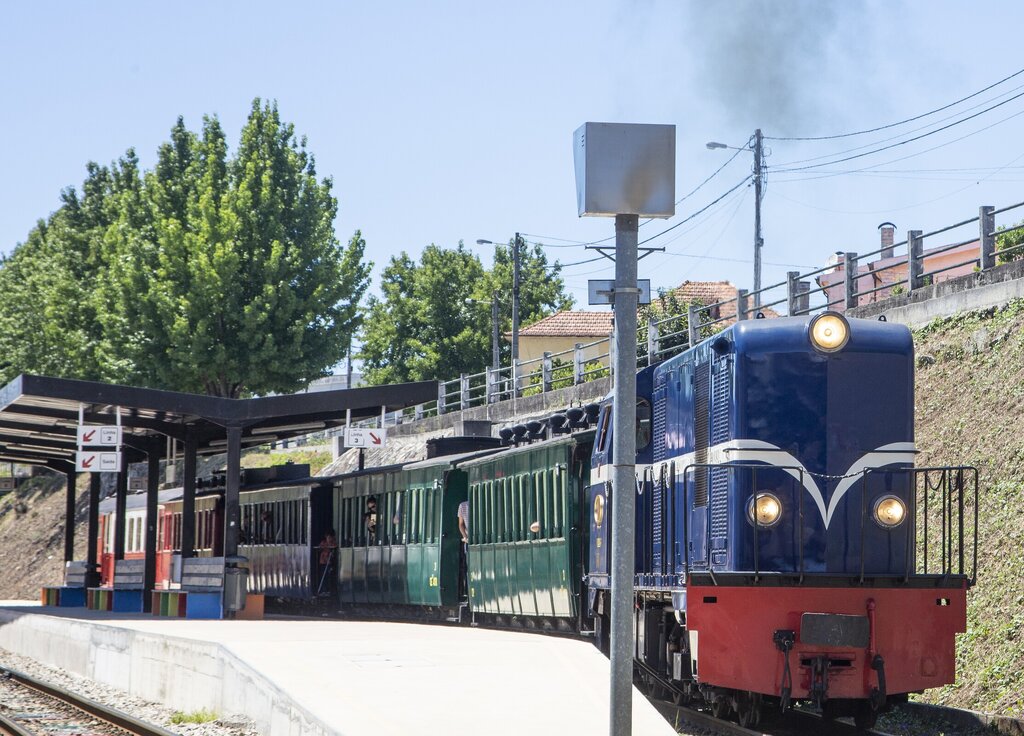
[913, 300, 1024, 717]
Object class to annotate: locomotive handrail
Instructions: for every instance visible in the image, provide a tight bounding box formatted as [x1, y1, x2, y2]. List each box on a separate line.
[670, 462, 977, 587]
[680, 461, 809, 585]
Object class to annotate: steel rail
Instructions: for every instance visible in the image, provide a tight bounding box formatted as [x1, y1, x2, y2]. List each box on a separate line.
[0, 712, 34, 736]
[0, 666, 178, 736]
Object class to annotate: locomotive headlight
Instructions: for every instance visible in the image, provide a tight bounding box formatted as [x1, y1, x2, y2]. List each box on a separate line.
[873, 495, 907, 528]
[809, 312, 850, 353]
[747, 493, 782, 528]
[594, 494, 605, 527]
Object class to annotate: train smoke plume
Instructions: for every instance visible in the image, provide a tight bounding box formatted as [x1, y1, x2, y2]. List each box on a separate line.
[684, 0, 868, 132]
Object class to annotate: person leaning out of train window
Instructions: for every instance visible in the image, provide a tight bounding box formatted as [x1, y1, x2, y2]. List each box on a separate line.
[364, 496, 378, 545]
[318, 529, 337, 566]
[260, 509, 281, 544]
[457, 500, 470, 601]
[457, 500, 469, 544]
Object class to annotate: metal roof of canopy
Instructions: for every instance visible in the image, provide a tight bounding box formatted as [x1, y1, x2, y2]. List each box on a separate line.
[0, 374, 437, 469]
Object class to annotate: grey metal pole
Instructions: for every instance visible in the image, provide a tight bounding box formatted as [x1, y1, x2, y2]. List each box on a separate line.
[224, 425, 242, 558]
[346, 338, 353, 389]
[492, 291, 500, 369]
[64, 470, 76, 563]
[512, 233, 522, 362]
[753, 129, 764, 308]
[610, 213, 639, 736]
[182, 433, 197, 559]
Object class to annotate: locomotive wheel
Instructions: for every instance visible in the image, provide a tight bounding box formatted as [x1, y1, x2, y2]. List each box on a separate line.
[736, 692, 762, 728]
[710, 696, 730, 720]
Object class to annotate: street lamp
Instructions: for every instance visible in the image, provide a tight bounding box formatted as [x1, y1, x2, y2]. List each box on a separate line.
[476, 234, 523, 363]
[707, 130, 764, 308]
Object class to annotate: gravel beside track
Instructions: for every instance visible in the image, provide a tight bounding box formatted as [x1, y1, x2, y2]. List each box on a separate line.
[0, 647, 259, 736]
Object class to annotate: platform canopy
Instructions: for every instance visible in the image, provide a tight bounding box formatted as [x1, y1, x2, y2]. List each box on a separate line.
[0, 373, 437, 471]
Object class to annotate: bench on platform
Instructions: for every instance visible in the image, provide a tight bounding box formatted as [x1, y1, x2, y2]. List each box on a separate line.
[87, 559, 145, 613]
[41, 561, 89, 607]
[152, 557, 225, 619]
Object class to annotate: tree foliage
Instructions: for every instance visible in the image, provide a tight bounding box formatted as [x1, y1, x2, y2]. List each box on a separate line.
[359, 240, 573, 384]
[995, 220, 1024, 264]
[0, 100, 369, 397]
[637, 289, 712, 363]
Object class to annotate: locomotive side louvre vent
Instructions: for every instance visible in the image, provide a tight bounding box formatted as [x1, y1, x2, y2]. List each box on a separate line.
[652, 467, 663, 571]
[653, 379, 667, 463]
[694, 361, 711, 507]
[710, 357, 732, 541]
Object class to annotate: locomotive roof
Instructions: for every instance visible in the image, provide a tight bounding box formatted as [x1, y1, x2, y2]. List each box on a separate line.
[656, 314, 912, 376]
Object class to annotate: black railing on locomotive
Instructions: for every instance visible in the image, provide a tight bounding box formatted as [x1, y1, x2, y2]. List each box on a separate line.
[648, 462, 979, 586]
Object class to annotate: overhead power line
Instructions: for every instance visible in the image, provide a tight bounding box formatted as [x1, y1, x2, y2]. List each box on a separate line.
[772, 88, 1024, 174]
[637, 177, 751, 246]
[768, 66, 1024, 141]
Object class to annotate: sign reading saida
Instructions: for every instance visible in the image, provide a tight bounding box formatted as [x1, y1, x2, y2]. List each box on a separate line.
[0, 477, 15, 493]
[76, 451, 122, 473]
[344, 427, 388, 448]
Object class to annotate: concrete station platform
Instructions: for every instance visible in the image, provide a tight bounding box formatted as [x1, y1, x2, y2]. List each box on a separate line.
[0, 602, 676, 736]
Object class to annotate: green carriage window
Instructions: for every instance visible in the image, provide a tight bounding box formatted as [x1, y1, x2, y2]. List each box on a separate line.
[535, 471, 544, 540]
[482, 482, 489, 545]
[424, 487, 433, 544]
[485, 480, 493, 544]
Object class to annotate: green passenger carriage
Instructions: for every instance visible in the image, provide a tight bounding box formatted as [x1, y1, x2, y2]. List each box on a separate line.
[461, 431, 594, 627]
[333, 452, 491, 609]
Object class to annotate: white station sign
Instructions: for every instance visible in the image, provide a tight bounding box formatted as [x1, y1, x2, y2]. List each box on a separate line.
[77, 425, 122, 446]
[344, 427, 388, 448]
[76, 451, 122, 473]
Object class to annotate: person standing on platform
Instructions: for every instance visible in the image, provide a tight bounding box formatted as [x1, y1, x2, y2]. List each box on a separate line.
[457, 500, 469, 601]
[316, 529, 337, 597]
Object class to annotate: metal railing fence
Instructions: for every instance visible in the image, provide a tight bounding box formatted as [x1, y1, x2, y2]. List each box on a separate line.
[345, 198, 1024, 425]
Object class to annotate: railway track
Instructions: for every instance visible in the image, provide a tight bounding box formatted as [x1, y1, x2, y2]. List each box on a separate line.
[654, 699, 898, 736]
[639, 662, 895, 736]
[0, 666, 178, 736]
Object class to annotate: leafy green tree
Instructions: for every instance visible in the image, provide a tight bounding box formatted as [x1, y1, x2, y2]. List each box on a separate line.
[0, 100, 370, 397]
[359, 240, 574, 385]
[484, 240, 574, 349]
[995, 220, 1024, 264]
[360, 244, 491, 384]
[637, 289, 712, 364]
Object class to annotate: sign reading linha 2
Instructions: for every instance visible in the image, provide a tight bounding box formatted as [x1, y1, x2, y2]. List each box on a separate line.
[76, 425, 122, 446]
[76, 451, 121, 473]
[344, 427, 388, 448]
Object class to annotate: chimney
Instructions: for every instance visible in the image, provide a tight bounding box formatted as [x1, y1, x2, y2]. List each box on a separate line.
[879, 222, 896, 259]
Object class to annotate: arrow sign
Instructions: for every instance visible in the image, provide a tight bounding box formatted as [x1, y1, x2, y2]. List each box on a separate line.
[77, 425, 122, 447]
[344, 427, 388, 448]
[76, 451, 121, 473]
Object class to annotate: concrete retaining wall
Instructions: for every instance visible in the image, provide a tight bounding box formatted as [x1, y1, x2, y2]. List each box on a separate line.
[850, 259, 1024, 327]
[0, 609, 330, 736]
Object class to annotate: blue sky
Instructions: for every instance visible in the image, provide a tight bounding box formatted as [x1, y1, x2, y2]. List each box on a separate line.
[3, 1, 1024, 308]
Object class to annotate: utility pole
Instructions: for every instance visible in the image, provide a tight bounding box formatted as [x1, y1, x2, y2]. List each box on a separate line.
[609, 214, 639, 736]
[491, 291, 500, 369]
[753, 128, 764, 308]
[512, 233, 522, 362]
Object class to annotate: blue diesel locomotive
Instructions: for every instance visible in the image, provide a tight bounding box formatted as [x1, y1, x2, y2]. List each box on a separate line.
[587, 311, 976, 728]
[135, 311, 975, 729]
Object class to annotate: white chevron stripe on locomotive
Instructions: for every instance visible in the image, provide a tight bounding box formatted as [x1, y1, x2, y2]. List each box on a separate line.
[590, 440, 916, 529]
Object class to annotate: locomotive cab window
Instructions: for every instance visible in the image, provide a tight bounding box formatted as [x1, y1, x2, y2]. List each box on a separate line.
[636, 399, 652, 450]
[596, 406, 612, 453]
